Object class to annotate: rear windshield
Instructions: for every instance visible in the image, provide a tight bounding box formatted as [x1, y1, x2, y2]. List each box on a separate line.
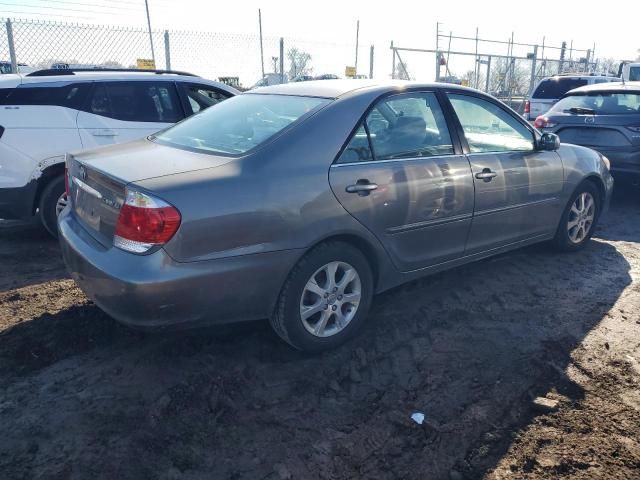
[551, 92, 640, 115]
[153, 94, 329, 155]
[630, 66, 640, 82]
[532, 78, 589, 99]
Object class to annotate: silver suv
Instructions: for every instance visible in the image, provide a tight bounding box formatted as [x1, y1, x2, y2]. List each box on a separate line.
[526, 74, 619, 121]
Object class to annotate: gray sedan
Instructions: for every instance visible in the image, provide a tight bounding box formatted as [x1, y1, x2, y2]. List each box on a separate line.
[59, 80, 613, 351]
[534, 82, 640, 178]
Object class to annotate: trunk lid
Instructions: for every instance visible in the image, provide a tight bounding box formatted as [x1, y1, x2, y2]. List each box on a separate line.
[548, 113, 639, 148]
[69, 139, 236, 247]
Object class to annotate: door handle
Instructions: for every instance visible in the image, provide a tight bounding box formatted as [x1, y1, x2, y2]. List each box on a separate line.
[91, 130, 118, 137]
[346, 180, 378, 196]
[475, 168, 498, 182]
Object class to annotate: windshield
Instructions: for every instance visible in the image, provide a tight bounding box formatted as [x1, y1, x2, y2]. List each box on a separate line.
[551, 92, 640, 115]
[153, 94, 329, 155]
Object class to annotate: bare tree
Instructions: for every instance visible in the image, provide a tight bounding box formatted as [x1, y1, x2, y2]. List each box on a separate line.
[287, 48, 312, 79]
[394, 60, 411, 80]
[596, 57, 619, 75]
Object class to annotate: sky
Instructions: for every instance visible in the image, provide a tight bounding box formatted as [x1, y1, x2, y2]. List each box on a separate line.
[2, 0, 639, 85]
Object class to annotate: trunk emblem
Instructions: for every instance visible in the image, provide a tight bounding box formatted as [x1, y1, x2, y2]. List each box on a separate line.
[585, 116, 595, 124]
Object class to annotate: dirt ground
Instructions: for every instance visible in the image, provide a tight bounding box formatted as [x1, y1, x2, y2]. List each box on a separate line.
[1, 188, 639, 480]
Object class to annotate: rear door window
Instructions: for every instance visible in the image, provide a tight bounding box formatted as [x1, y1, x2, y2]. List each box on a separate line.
[0, 83, 90, 108]
[338, 91, 454, 163]
[179, 83, 232, 115]
[86, 81, 183, 123]
[532, 78, 589, 99]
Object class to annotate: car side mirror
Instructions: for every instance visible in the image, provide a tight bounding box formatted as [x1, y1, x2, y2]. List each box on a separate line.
[537, 132, 560, 151]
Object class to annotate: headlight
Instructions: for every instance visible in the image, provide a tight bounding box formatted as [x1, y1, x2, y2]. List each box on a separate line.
[600, 155, 611, 171]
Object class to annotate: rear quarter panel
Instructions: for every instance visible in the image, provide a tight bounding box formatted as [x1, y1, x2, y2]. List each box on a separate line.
[0, 106, 82, 186]
[136, 91, 397, 285]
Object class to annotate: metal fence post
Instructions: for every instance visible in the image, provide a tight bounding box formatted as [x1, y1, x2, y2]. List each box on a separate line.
[6, 19, 17, 74]
[279, 37, 284, 84]
[390, 41, 395, 80]
[528, 45, 538, 96]
[164, 30, 171, 70]
[485, 55, 491, 92]
[369, 45, 374, 79]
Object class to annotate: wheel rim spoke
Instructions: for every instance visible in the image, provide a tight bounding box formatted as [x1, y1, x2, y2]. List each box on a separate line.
[342, 291, 361, 305]
[305, 280, 326, 298]
[313, 310, 331, 336]
[337, 268, 356, 289]
[301, 301, 324, 320]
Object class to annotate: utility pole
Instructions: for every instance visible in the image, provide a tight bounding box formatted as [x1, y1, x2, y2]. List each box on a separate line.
[144, 0, 156, 65]
[435, 21, 441, 82]
[258, 9, 265, 79]
[354, 19, 360, 73]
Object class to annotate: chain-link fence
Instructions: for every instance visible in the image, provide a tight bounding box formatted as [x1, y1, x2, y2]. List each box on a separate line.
[0, 18, 376, 88]
[390, 30, 599, 113]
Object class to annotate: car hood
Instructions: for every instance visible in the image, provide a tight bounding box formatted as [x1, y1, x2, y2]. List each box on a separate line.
[72, 139, 237, 184]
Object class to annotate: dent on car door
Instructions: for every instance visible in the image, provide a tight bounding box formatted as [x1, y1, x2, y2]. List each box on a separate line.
[76, 81, 184, 148]
[446, 93, 564, 254]
[329, 91, 475, 273]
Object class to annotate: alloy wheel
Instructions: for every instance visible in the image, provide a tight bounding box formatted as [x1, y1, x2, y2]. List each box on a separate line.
[299, 261, 362, 337]
[567, 192, 595, 244]
[55, 193, 68, 217]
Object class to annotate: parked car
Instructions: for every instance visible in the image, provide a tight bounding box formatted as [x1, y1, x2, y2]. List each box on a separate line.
[619, 62, 640, 82]
[525, 74, 619, 121]
[292, 74, 314, 82]
[0, 61, 37, 75]
[59, 80, 613, 352]
[534, 81, 640, 179]
[0, 68, 238, 236]
[251, 73, 287, 88]
[314, 74, 341, 80]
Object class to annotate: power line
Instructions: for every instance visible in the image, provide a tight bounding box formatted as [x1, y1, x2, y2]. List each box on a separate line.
[0, 1, 140, 16]
[38, 0, 143, 11]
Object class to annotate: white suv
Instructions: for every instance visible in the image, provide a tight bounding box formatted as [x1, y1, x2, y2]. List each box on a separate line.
[0, 69, 238, 236]
[525, 74, 619, 121]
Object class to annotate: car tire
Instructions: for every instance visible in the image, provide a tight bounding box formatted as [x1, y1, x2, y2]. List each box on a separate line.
[553, 181, 600, 252]
[270, 241, 374, 352]
[38, 175, 67, 239]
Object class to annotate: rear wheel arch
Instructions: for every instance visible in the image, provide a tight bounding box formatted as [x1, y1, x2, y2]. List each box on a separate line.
[33, 161, 65, 215]
[303, 234, 381, 290]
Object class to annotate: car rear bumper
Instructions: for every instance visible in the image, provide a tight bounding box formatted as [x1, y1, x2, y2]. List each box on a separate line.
[58, 207, 300, 328]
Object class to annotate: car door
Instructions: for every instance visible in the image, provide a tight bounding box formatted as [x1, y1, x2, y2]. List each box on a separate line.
[176, 82, 233, 117]
[445, 92, 564, 255]
[329, 91, 475, 273]
[77, 80, 184, 148]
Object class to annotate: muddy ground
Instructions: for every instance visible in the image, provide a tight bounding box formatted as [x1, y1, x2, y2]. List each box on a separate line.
[1, 188, 639, 480]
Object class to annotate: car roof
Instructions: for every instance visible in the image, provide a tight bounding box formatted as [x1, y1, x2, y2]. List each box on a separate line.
[542, 74, 618, 81]
[247, 79, 479, 99]
[566, 81, 640, 95]
[0, 71, 239, 93]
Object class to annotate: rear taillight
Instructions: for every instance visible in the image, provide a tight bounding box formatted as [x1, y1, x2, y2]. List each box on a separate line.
[114, 189, 181, 254]
[524, 100, 530, 114]
[64, 154, 72, 197]
[534, 115, 556, 129]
